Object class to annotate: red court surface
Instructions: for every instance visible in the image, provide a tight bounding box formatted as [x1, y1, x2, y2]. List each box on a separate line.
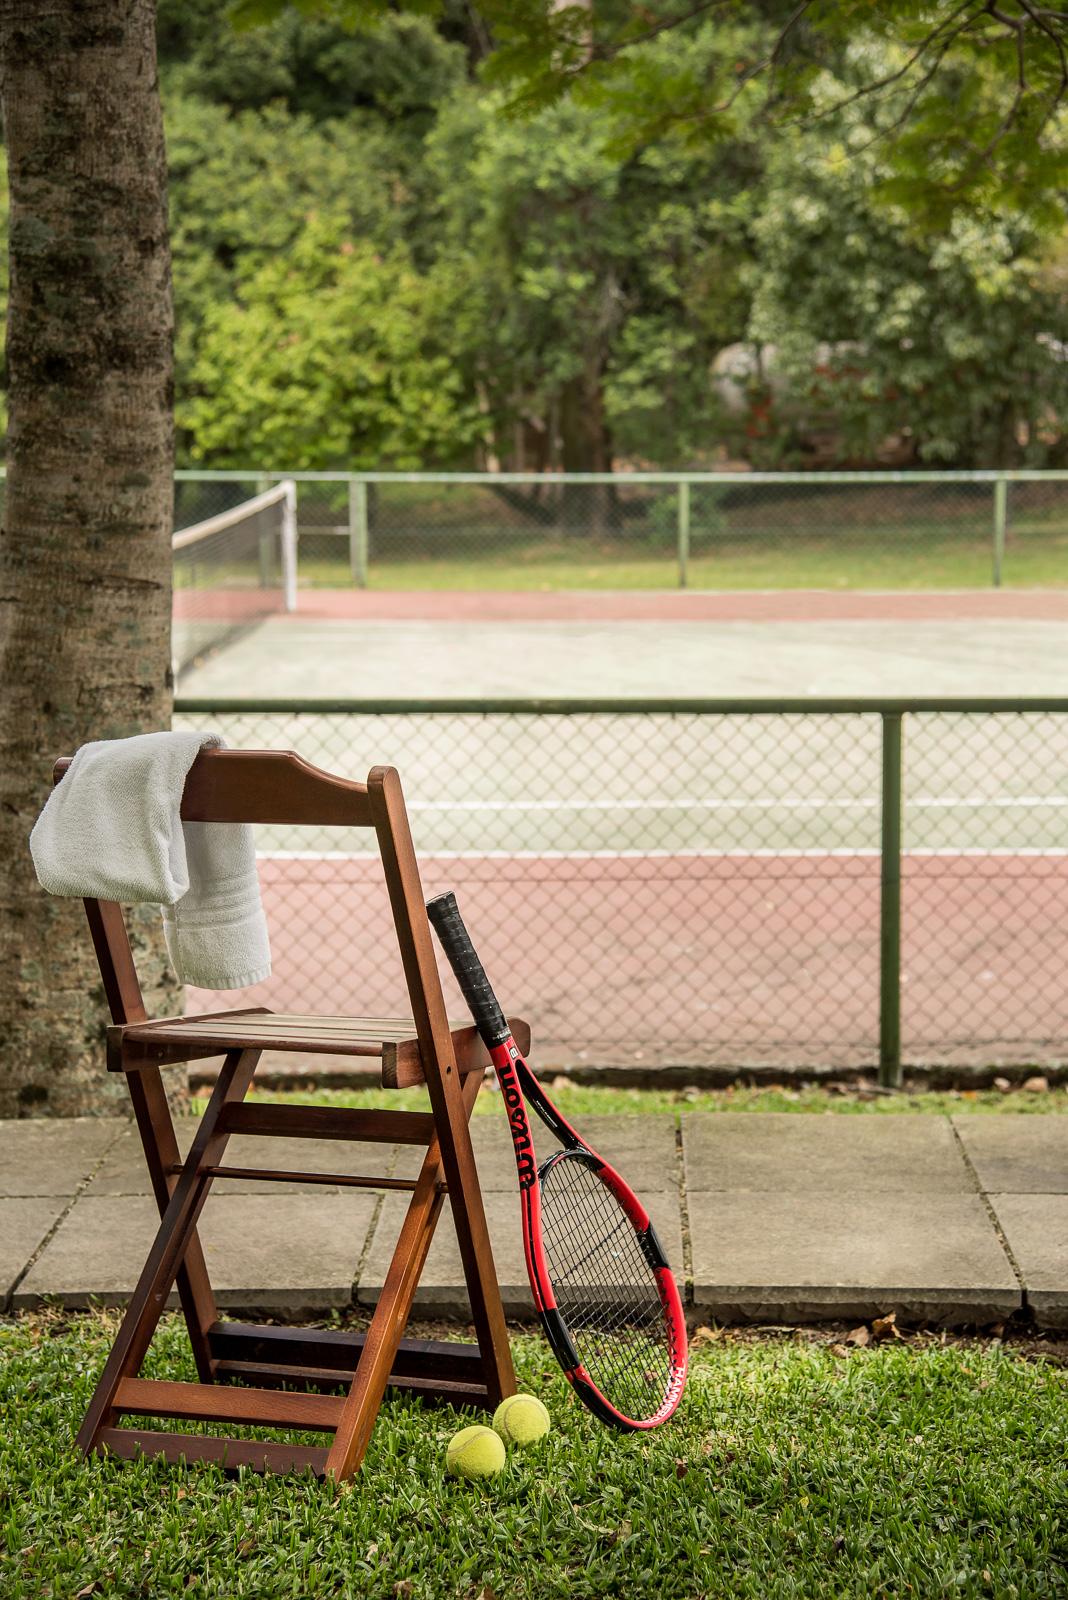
[188, 851, 1068, 1073]
[289, 588, 1068, 625]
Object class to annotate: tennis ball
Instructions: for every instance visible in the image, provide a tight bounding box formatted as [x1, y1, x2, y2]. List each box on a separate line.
[446, 1424, 506, 1479]
[492, 1393, 551, 1446]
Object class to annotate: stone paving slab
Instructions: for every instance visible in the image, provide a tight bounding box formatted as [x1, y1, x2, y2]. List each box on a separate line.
[85, 1118, 400, 1195]
[688, 1191, 1019, 1324]
[0, 1118, 125, 1197]
[989, 1194, 1068, 1329]
[952, 1117, 1068, 1194]
[14, 1190, 376, 1315]
[359, 1190, 685, 1318]
[682, 1113, 975, 1193]
[392, 1113, 679, 1188]
[0, 1198, 69, 1301]
[4, 1113, 1066, 1328]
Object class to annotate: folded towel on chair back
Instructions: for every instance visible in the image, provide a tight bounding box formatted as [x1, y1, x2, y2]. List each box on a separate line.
[29, 730, 271, 990]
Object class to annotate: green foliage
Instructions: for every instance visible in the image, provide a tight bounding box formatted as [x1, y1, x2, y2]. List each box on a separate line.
[745, 112, 1068, 466]
[165, 94, 405, 434]
[476, 1, 1068, 231]
[421, 52, 757, 469]
[160, 1, 462, 130]
[178, 212, 479, 468]
[1, 0, 1056, 472]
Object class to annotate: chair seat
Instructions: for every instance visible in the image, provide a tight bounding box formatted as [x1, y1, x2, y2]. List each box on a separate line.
[109, 1007, 531, 1088]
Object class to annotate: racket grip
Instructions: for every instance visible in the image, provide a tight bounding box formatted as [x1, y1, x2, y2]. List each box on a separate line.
[426, 892, 510, 1047]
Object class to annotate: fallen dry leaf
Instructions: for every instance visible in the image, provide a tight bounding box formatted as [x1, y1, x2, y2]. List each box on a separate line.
[690, 1325, 723, 1347]
[993, 1076, 1012, 1093]
[829, 1343, 849, 1358]
[675, 1460, 689, 1480]
[845, 1325, 870, 1347]
[1023, 1075, 1049, 1093]
[871, 1311, 898, 1341]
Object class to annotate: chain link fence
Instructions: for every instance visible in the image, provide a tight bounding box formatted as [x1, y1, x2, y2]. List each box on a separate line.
[172, 699, 1068, 1077]
[173, 470, 1068, 591]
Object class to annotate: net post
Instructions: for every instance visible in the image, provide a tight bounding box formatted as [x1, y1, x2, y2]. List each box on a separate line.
[992, 477, 1008, 588]
[878, 710, 904, 1088]
[676, 480, 690, 589]
[349, 478, 369, 588]
[281, 479, 298, 612]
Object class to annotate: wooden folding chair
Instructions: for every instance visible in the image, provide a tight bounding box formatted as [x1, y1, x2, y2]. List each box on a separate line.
[55, 747, 521, 1478]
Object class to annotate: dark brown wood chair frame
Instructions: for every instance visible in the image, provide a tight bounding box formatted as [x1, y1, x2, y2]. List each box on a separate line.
[55, 747, 519, 1479]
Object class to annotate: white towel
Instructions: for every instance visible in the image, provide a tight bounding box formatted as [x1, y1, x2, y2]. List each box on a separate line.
[29, 730, 271, 990]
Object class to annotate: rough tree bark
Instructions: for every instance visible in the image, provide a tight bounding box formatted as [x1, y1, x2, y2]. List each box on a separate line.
[0, 0, 181, 1117]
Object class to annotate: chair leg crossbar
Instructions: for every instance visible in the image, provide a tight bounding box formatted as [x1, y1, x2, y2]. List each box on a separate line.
[76, 1047, 513, 1480]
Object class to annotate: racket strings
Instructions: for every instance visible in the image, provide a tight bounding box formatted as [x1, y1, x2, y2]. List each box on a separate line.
[538, 1153, 673, 1422]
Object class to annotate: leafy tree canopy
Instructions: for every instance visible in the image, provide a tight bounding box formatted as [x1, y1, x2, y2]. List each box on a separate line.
[179, 211, 480, 467]
[228, 1, 1068, 229]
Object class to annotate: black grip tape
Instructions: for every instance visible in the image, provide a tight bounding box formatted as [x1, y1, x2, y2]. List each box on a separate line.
[426, 892, 510, 1047]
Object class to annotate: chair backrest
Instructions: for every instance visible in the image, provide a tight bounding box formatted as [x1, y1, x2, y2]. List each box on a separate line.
[55, 747, 374, 828]
[52, 748, 454, 1072]
[180, 748, 373, 826]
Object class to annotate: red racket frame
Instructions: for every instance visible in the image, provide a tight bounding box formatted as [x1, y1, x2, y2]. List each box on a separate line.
[489, 1033, 688, 1431]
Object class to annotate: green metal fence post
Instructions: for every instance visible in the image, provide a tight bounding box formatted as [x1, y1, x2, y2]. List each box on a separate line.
[256, 472, 272, 587]
[879, 710, 904, 1087]
[992, 476, 1008, 588]
[349, 478, 369, 588]
[677, 480, 690, 589]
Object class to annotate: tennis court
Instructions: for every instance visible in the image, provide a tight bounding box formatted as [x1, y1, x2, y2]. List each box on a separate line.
[168, 486, 1068, 1071]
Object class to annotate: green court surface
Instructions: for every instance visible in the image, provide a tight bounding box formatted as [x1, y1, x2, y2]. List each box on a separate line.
[178, 613, 1068, 702]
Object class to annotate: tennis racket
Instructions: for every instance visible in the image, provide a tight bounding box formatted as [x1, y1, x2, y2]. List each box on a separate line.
[426, 891, 688, 1431]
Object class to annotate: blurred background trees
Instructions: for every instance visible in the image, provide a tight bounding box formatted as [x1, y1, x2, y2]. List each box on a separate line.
[50, 3, 1068, 472]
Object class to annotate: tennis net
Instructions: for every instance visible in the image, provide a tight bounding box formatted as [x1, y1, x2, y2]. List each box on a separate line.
[172, 480, 297, 678]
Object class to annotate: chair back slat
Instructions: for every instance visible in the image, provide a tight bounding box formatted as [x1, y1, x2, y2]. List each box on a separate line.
[180, 749, 372, 827]
[53, 748, 372, 828]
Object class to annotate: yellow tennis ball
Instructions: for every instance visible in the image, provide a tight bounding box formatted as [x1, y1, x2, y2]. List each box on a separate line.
[492, 1393, 551, 1446]
[446, 1424, 506, 1479]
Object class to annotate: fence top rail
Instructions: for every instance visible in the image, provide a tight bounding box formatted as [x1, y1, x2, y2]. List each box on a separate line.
[174, 696, 1068, 715]
[170, 468, 1068, 485]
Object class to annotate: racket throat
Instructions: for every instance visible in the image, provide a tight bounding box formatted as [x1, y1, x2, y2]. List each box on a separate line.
[539, 1305, 581, 1376]
[490, 1039, 538, 1190]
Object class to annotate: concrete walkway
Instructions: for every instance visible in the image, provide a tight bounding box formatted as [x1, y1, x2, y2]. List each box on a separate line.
[2, 1114, 1065, 1328]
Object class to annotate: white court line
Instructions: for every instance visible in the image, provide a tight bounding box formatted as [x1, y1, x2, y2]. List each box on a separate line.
[259, 848, 1068, 862]
[406, 795, 1068, 812]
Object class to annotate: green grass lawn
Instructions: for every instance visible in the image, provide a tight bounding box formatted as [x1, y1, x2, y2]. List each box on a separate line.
[2, 1311, 1065, 1599]
[296, 520, 1068, 592]
[209, 1080, 1068, 1120]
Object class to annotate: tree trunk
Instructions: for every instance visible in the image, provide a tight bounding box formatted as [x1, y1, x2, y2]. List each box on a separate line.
[0, 0, 181, 1117]
[558, 361, 615, 536]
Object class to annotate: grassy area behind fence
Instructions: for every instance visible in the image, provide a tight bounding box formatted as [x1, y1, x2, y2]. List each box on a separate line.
[171, 470, 1068, 591]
